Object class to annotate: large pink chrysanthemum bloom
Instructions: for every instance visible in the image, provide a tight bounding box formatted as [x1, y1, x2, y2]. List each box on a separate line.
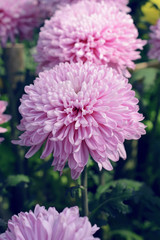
[35, 0, 145, 75]
[0, 0, 40, 46]
[0, 101, 11, 143]
[13, 62, 146, 179]
[38, 0, 130, 19]
[0, 205, 99, 240]
[148, 19, 160, 61]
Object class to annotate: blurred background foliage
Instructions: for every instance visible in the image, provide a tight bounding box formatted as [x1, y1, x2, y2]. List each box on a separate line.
[0, 0, 160, 239]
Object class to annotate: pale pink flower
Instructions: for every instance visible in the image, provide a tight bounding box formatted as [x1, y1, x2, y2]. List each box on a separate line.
[35, 0, 145, 76]
[0, 205, 99, 240]
[13, 62, 146, 179]
[148, 19, 160, 61]
[38, 0, 130, 19]
[0, 101, 11, 143]
[107, 0, 130, 12]
[0, 0, 40, 46]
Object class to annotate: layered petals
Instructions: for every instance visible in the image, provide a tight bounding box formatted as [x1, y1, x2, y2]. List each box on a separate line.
[0, 101, 11, 143]
[0, 0, 41, 46]
[0, 205, 99, 240]
[13, 62, 146, 179]
[148, 19, 160, 61]
[38, 0, 130, 19]
[35, 0, 146, 75]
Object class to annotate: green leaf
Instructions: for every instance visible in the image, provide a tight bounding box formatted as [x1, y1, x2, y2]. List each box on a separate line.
[91, 180, 137, 219]
[132, 184, 160, 227]
[111, 229, 143, 240]
[131, 68, 159, 92]
[95, 179, 142, 200]
[6, 174, 30, 187]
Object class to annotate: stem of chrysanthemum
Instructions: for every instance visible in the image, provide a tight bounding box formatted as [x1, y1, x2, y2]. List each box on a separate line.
[100, 169, 106, 186]
[134, 60, 160, 71]
[81, 166, 89, 217]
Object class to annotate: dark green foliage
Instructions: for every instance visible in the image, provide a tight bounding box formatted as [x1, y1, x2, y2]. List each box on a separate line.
[91, 181, 133, 219]
[110, 230, 143, 240]
[6, 174, 30, 187]
[90, 179, 160, 239]
[0, 218, 7, 234]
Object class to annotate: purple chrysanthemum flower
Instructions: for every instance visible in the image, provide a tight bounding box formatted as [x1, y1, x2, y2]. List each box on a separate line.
[0, 101, 11, 143]
[0, 0, 40, 46]
[148, 19, 160, 61]
[13, 62, 146, 179]
[35, 0, 145, 75]
[0, 205, 99, 240]
[38, 0, 130, 19]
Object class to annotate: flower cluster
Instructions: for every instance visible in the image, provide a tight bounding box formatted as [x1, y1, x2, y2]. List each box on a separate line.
[13, 62, 146, 179]
[35, 0, 145, 75]
[0, 0, 147, 238]
[0, 0, 40, 46]
[148, 19, 160, 61]
[0, 101, 11, 143]
[0, 205, 99, 240]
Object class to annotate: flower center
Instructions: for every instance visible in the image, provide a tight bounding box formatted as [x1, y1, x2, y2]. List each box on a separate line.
[73, 106, 80, 113]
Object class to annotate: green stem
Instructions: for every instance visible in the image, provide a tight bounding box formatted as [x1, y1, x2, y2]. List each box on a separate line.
[81, 166, 89, 216]
[134, 60, 160, 71]
[99, 169, 105, 186]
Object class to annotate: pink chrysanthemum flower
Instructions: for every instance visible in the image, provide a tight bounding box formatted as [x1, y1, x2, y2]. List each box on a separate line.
[0, 0, 40, 46]
[38, 0, 130, 19]
[0, 205, 99, 240]
[35, 0, 145, 75]
[13, 62, 146, 179]
[107, 0, 130, 12]
[98, 0, 130, 13]
[148, 19, 160, 61]
[0, 101, 11, 143]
